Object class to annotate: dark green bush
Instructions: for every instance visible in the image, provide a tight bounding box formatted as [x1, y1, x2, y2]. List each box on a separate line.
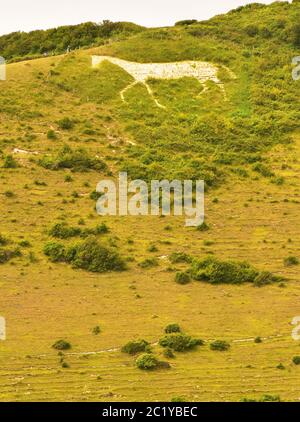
[191, 257, 258, 285]
[3, 155, 18, 169]
[49, 223, 81, 239]
[90, 191, 104, 200]
[39, 145, 107, 172]
[121, 339, 150, 355]
[253, 271, 283, 287]
[135, 353, 160, 370]
[52, 340, 71, 350]
[163, 348, 175, 359]
[196, 222, 209, 232]
[92, 326, 101, 335]
[69, 238, 126, 273]
[292, 356, 300, 365]
[175, 19, 198, 26]
[169, 252, 192, 264]
[44, 238, 125, 272]
[284, 256, 299, 267]
[253, 163, 274, 178]
[57, 117, 75, 130]
[171, 396, 186, 402]
[0, 234, 8, 246]
[165, 324, 181, 334]
[47, 129, 57, 140]
[139, 258, 159, 269]
[159, 334, 204, 352]
[44, 242, 66, 262]
[259, 395, 281, 402]
[210, 340, 230, 351]
[241, 394, 281, 402]
[94, 223, 109, 234]
[175, 272, 191, 285]
[0, 248, 21, 264]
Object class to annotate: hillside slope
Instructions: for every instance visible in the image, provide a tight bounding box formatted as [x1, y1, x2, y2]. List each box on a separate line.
[0, 1, 300, 402]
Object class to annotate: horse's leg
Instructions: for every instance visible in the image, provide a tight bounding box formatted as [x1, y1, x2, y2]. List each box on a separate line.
[217, 83, 227, 100]
[143, 82, 166, 109]
[197, 79, 227, 100]
[197, 80, 208, 97]
[196, 79, 210, 98]
[120, 80, 139, 103]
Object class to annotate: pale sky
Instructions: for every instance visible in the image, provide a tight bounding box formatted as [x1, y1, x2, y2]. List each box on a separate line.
[0, 0, 288, 36]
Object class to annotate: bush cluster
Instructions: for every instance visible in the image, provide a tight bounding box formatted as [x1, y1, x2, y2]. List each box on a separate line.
[49, 222, 109, 239]
[159, 333, 204, 352]
[44, 237, 126, 273]
[210, 340, 230, 351]
[121, 339, 150, 355]
[39, 145, 107, 172]
[190, 257, 283, 286]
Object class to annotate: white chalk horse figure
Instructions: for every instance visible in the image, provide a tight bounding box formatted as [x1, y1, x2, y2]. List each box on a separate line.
[92, 55, 232, 108]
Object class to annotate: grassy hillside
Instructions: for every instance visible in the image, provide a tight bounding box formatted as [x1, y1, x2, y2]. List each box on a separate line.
[0, 1, 300, 402]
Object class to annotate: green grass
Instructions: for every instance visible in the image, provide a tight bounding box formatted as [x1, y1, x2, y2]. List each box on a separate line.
[0, 1, 300, 402]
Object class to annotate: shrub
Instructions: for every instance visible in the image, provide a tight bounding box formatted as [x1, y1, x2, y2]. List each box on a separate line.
[163, 348, 175, 359]
[292, 356, 300, 365]
[159, 334, 204, 352]
[68, 238, 126, 273]
[52, 340, 71, 351]
[47, 129, 57, 140]
[139, 258, 159, 269]
[148, 244, 158, 253]
[90, 191, 104, 200]
[165, 324, 181, 334]
[0, 234, 8, 246]
[121, 339, 150, 355]
[169, 252, 192, 264]
[244, 24, 259, 37]
[95, 223, 109, 234]
[49, 223, 81, 239]
[175, 271, 191, 285]
[0, 248, 21, 264]
[253, 163, 274, 178]
[44, 238, 125, 273]
[210, 340, 230, 351]
[175, 19, 198, 26]
[44, 242, 66, 262]
[254, 337, 262, 344]
[39, 145, 107, 172]
[92, 326, 101, 335]
[259, 395, 281, 402]
[284, 256, 299, 267]
[191, 257, 258, 285]
[57, 117, 75, 130]
[135, 353, 159, 370]
[3, 155, 18, 169]
[4, 190, 15, 198]
[196, 222, 209, 232]
[253, 271, 283, 287]
[171, 396, 186, 402]
[277, 363, 285, 370]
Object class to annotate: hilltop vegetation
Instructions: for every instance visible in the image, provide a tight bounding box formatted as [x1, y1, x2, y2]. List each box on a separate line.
[0, 20, 144, 62]
[0, 1, 300, 403]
